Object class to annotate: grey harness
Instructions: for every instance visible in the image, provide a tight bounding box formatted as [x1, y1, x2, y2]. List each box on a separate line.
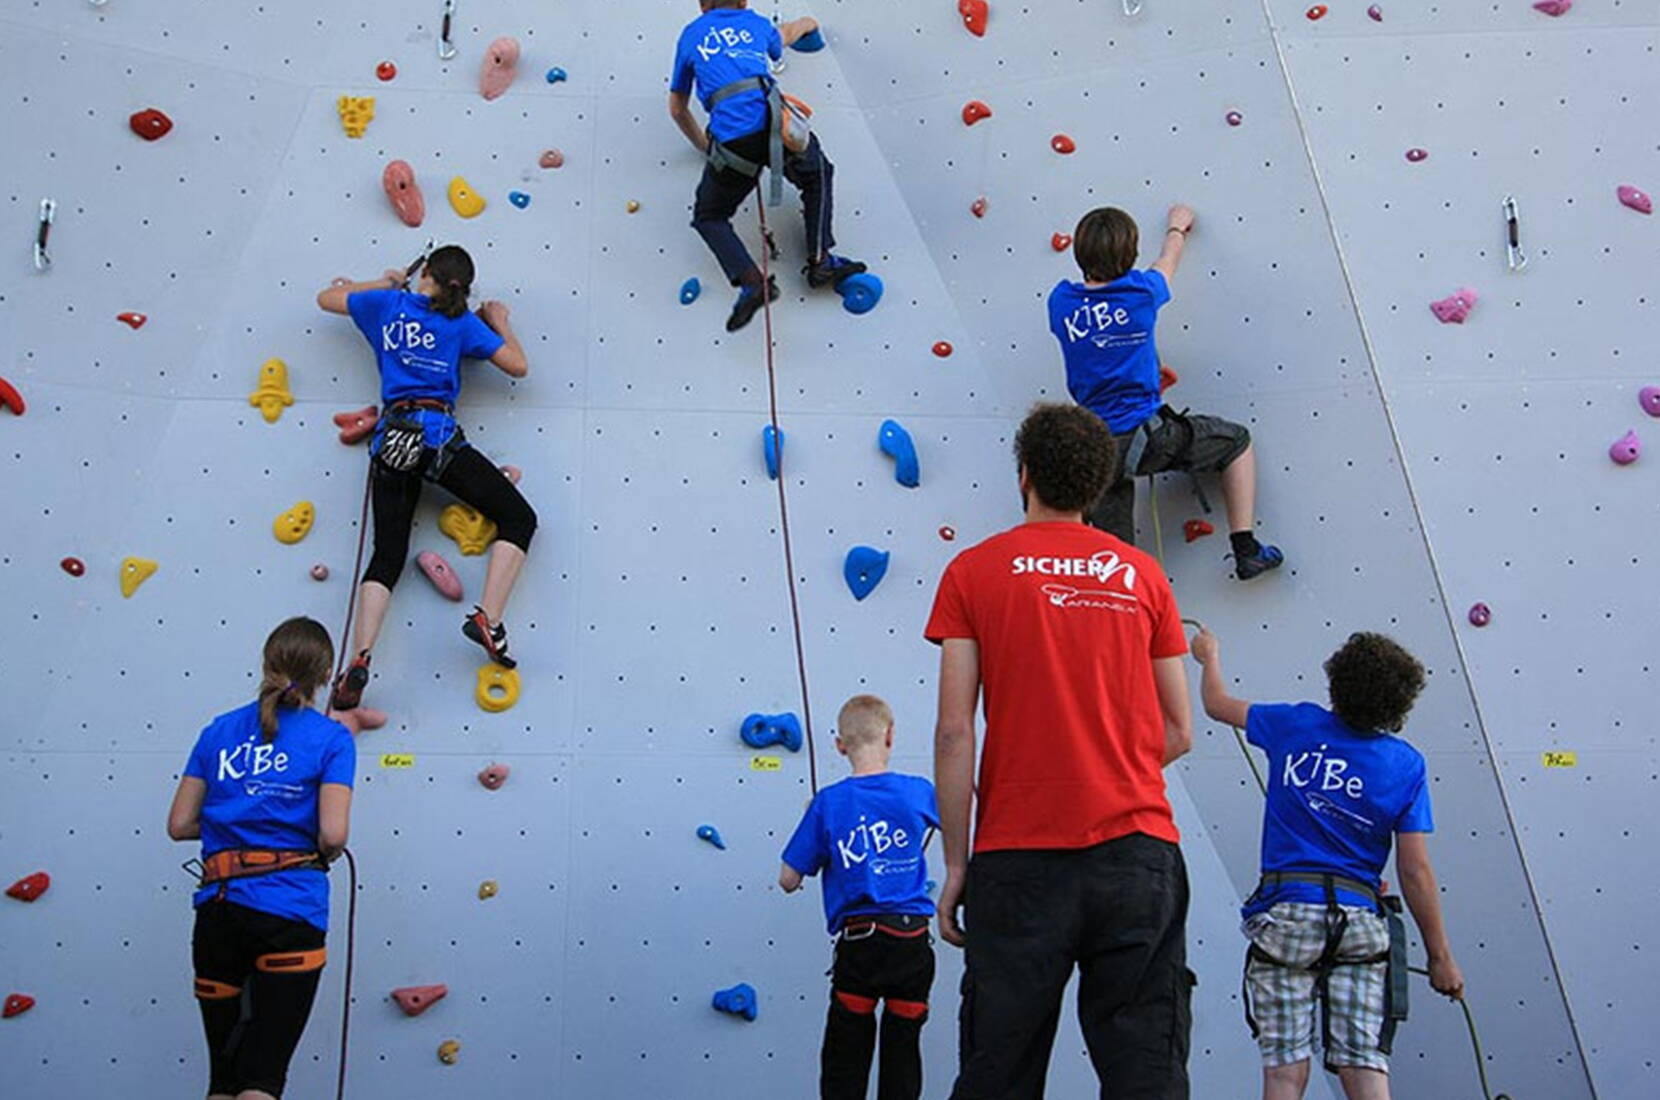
[706, 76, 787, 207]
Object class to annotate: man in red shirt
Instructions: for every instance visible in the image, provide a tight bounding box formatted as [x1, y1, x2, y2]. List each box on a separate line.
[925, 403, 1195, 1099]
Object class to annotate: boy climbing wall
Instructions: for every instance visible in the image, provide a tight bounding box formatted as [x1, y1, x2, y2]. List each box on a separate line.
[1048, 204, 1285, 580]
[668, 0, 867, 332]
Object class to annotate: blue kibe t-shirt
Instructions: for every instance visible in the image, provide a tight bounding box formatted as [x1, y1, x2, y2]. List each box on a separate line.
[1048, 270, 1171, 435]
[783, 772, 940, 935]
[1244, 702, 1435, 918]
[184, 702, 356, 931]
[347, 289, 504, 449]
[670, 7, 784, 143]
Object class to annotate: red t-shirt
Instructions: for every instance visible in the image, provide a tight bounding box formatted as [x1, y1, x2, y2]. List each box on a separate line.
[924, 521, 1188, 853]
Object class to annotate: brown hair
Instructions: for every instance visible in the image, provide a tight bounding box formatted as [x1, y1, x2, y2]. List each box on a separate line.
[257, 618, 335, 742]
[425, 245, 475, 320]
[1324, 633, 1426, 734]
[837, 694, 894, 750]
[1014, 403, 1118, 514]
[1072, 207, 1140, 283]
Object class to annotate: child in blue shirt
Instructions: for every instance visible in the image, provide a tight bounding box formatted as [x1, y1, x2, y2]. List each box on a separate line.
[1048, 204, 1286, 580]
[781, 694, 939, 1100]
[1192, 627, 1465, 1100]
[668, 1, 867, 332]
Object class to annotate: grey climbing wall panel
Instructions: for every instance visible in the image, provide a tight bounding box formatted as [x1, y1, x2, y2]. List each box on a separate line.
[0, 0, 1649, 1097]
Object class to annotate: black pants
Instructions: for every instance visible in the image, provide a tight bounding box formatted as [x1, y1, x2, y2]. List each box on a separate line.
[364, 443, 537, 590]
[694, 124, 836, 287]
[1089, 408, 1251, 544]
[193, 900, 327, 1099]
[823, 914, 936, 1100]
[951, 834, 1193, 1100]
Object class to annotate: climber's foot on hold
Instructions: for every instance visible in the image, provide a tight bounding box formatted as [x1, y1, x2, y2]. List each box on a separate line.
[329, 651, 372, 711]
[804, 254, 867, 290]
[726, 275, 779, 332]
[463, 606, 517, 669]
[1231, 532, 1285, 581]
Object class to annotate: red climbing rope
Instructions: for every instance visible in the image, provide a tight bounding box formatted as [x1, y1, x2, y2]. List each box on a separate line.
[755, 196, 820, 795]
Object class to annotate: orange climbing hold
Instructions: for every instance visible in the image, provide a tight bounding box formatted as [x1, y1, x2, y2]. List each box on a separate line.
[0, 377, 24, 417]
[958, 0, 989, 37]
[1051, 233, 1072, 252]
[383, 161, 425, 228]
[1050, 133, 1076, 155]
[1183, 519, 1214, 543]
[117, 312, 147, 329]
[1159, 365, 1179, 392]
[6, 872, 49, 902]
[129, 108, 173, 141]
[392, 984, 448, 1017]
[962, 100, 993, 126]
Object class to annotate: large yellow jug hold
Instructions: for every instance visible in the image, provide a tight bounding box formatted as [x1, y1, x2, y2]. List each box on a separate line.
[249, 358, 294, 423]
[119, 557, 158, 598]
[439, 503, 496, 555]
[448, 176, 486, 218]
[273, 501, 315, 544]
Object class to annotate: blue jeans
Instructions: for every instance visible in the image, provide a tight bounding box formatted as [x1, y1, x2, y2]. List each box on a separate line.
[693, 125, 836, 287]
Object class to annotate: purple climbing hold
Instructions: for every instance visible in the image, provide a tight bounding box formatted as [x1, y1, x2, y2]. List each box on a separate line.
[1368, 4, 1383, 20]
[1430, 287, 1478, 324]
[1468, 603, 1492, 628]
[1617, 185, 1652, 215]
[1225, 110, 1244, 127]
[1639, 386, 1660, 418]
[1533, 0, 1572, 15]
[1609, 429, 1641, 465]
[1405, 148, 1429, 163]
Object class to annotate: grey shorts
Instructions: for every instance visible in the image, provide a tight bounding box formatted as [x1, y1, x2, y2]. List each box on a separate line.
[1088, 408, 1251, 543]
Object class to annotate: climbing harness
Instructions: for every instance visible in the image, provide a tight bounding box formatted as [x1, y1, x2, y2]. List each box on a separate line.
[376, 398, 464, 479]
[33, 198, 54, 272]
[839, 913, 931, 943]
[185, 848, 329, 898]
[706, 76, 813, 207]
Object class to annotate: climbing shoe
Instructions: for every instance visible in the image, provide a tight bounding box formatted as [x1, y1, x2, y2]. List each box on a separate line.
[1235, 545, 1286, 581]
[463, 606, 517, 669]
[328, 651, 372, 712]
[804, 254, 867, 289]
[725, 276, 780, 333]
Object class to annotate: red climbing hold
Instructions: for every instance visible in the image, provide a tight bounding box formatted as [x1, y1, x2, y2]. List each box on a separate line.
[1050, 133, 1076, 155]
[1183, 519, 1214, 544]
[939, 525, 956, 541]
[383, 160, 425, 228]
[376, 61, 398, 81]
[932, 341, 954, 358]
[6, 872, 49, 903]
[310, 563, 330, 581]
[60, 557, 85, 577]
[129, 108, 173, 141]
[117, 312, 147, 329]
[1306, 4, 1328, 19]
[958, 0, 988, 37]
[1159, 365, 1179, 393]
[334, 405, 379, 446]
[962, 100, 993, 126]
[970, 196, 988, 218]
[3, 994, 34, 1020]
[1051, 233, 1072, 252]
[392, 984, 449, 1017]
[0, 377, 24, 417]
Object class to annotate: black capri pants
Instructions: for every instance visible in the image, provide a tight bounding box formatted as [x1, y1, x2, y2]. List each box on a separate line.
[364, 443, 538, 589]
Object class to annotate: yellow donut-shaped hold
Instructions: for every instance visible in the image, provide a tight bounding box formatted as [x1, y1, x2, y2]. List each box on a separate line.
[475, 663, 521, 713]
[448, 176, 486, 218]
[273, 501, 315, 544]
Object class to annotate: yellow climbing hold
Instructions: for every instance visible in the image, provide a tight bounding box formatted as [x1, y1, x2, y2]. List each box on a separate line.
[478, 880, 499, 900]
[249, 358, 294, 423]
[436, 1039, 461, 1066]
[273, 501, 315, 544]
[475, 663, 521, 713]
[448, 176, 486, 218]
[626, 199, 641, 213]
[119, 557, 158, 598]
[440, 503, 496, 555]
[337, 95, 375, 138]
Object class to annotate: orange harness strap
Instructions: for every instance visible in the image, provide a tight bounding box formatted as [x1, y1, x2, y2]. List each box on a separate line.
[886, 998, 929, 1020]
[256, 948, 328, 974]
[198, 849, 325, 887]
[834, 991, 878, 1015]
[194, 978, 242, 1001]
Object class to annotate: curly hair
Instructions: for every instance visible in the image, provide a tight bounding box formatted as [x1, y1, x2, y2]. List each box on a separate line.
[1013, 403, 1118, 514]
[1324, 632, 1425, 734]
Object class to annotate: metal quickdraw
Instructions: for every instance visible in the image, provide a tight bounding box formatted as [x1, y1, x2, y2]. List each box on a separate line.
[34, 199, 55, 272]
[437, 0, 457, 60]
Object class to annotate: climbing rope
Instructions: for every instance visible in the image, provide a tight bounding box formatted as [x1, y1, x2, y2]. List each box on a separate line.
[754, 195, 821, 795]
[1178, 615, 1507, 1100]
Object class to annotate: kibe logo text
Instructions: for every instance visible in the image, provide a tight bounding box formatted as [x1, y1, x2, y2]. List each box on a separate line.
[836, 814, 911, 871]
[1061, 301, 1133, 344]
[1012, 550, 1138, 590]
[696, 25, 759, 62]
[382, 318, 437, 354]
[1282, 744, 1366, 799]
[217, 739, 291, 782]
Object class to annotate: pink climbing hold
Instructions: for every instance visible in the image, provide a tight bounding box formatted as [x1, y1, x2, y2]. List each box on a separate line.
[383, 161, 425, 228]
[310, 563, 329, 582]
[479, 36, 521, 100]
[334, 406, 379, 445]
[417, 550, 464, 602]
[331, 707, 388, 736]
[1405, 148, 1429, 163]
[1609, 429, 1641, 465]
[1533, 0, 1572, 15]
[1617, 185, 1652, 215]
[478, 763, 510, 790]
[1430, 287, 1478, 324]
[499, 465, 523, 485]
[962, 100, 993, 126]
[392, 985, 449, 1017]
[1050, 133, 1076, 155]
[1639, 386, 1660, 417]
[971, 196, 988, 218]
[1225, 110, 1244, 127]
[1468, 603, 1492, 628]
[539, 149, 565, 170]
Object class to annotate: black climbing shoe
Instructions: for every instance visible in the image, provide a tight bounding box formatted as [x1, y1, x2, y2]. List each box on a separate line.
[725, 276, 780, 333]
[463, 606, 517, 669]
[804, 254, 867, 289]
[328, 651, 372, 712]
[1235, 545, 1285, 581]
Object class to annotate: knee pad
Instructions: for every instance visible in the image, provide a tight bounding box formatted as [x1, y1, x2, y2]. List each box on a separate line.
[195, 977, 242, 1001]
[886, 998, 929, 1021]
[255, 948, 327, 974]
[834, 990, 878, 1016]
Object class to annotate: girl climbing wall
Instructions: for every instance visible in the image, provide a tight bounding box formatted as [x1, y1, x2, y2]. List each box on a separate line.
[315, 245, 538, 709]
[165, 617, 355, 1100]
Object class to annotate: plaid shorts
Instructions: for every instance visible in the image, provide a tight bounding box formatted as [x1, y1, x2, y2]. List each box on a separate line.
[1244, 902, 1391, 1072]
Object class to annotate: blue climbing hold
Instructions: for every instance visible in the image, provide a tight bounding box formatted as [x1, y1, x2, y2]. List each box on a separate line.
[545, 66, 568, 84]
[696, 824, 726, 850]
[762, 425, 784, 480]
[791, 27, 826, 52]
[680, 277, 701, 305]
[741, 712, 803, 753]
[508, 191, 531, 209]
[843, 546, 890, 601]
[836, 272, 883, 315]
[878, 419, 920, 488]
[712, 982, 758, 1022]
[925, 879, 938, 896]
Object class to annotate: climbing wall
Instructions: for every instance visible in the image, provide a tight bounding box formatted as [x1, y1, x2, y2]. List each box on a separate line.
[0, 0, 1650, 1096]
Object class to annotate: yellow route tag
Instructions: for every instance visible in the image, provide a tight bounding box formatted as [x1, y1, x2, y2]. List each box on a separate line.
[1541, 751, 1577, 769]
[380, 753, 416, 769]
[750, 755, 783, 772]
